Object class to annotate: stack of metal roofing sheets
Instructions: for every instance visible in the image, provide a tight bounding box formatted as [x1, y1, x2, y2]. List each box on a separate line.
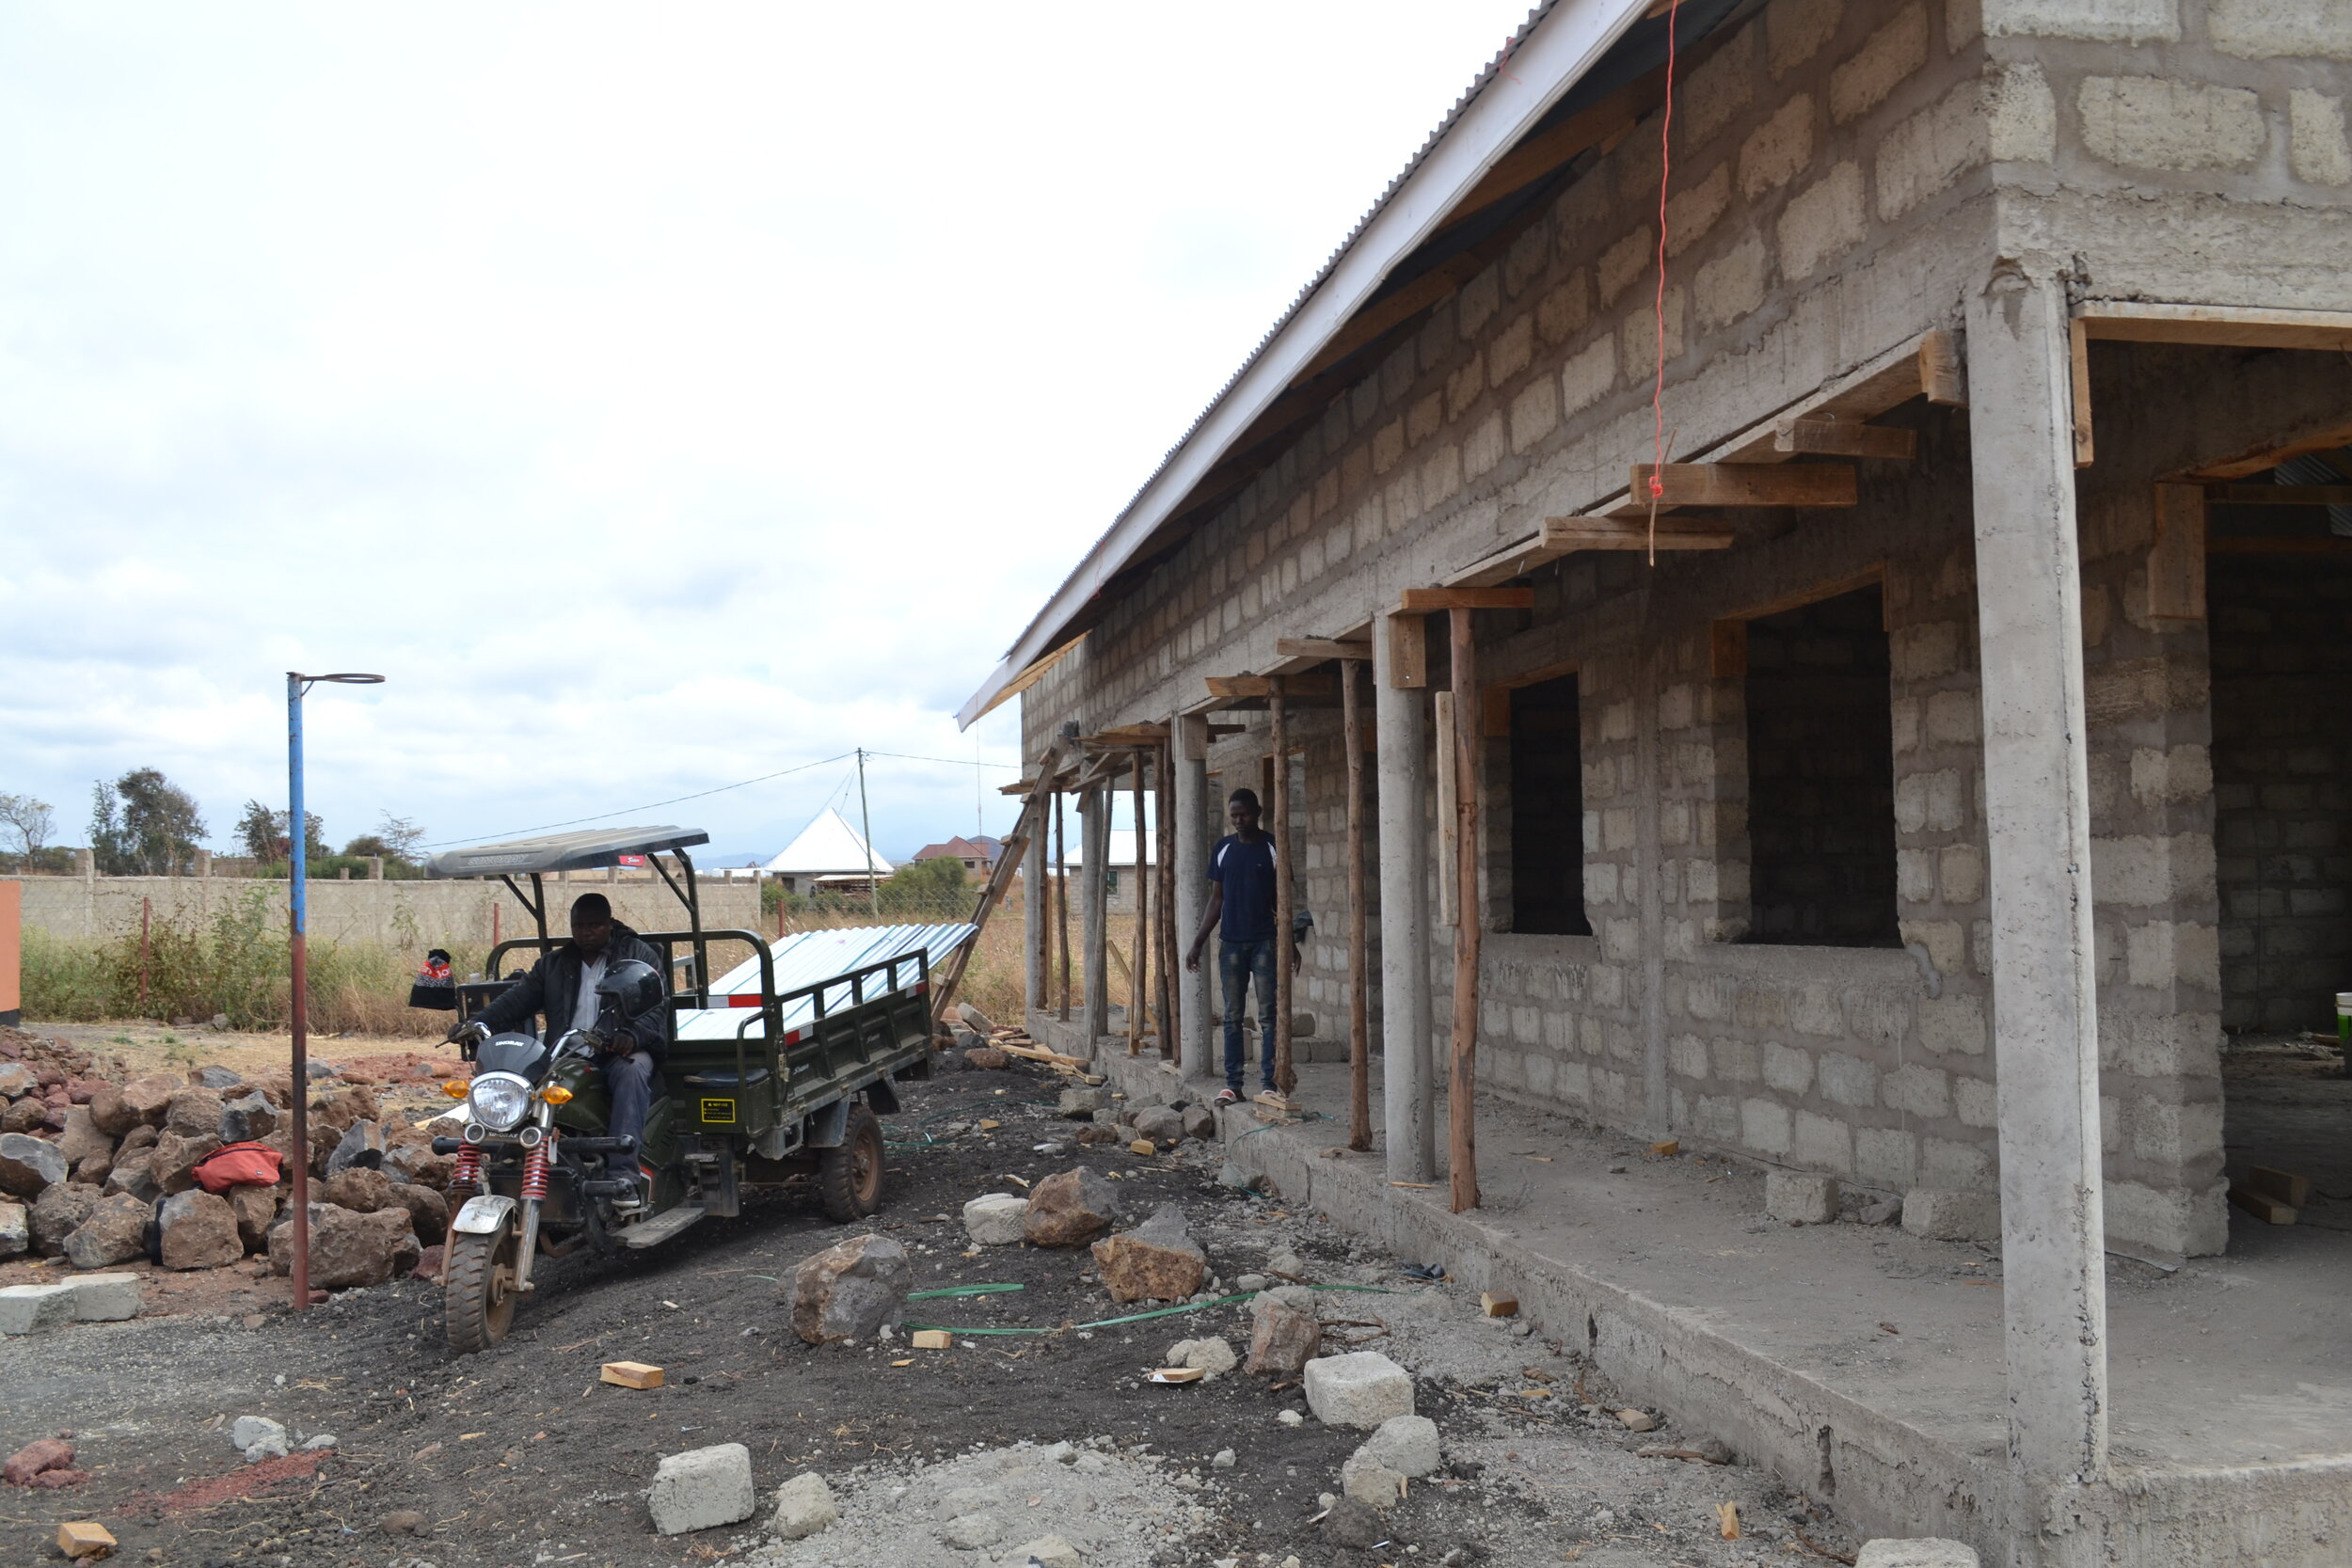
[673, 922, 977, 1041]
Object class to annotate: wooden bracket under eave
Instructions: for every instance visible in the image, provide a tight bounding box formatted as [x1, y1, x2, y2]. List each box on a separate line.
[1398, 587, 1537, 612]
[1274, 637, 1374, 661]
[1386, 611, 1429, 690]
[1773, 419, 1917, 460]
[2070, 317, 2095, 469]
[1629, 463, 1858, 508]
[1205, 673, 1336, 701]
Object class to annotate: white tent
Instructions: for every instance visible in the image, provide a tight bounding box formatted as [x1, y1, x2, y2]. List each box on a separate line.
[763, 807, 893, 892]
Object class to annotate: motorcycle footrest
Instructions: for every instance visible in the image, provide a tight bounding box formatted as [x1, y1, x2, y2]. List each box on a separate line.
[580, 1179, 636, 1196]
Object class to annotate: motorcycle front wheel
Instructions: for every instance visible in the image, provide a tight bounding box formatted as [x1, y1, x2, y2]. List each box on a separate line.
[444, 1217, 520, 1353]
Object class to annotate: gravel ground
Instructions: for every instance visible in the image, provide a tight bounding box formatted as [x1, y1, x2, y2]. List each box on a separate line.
[0, 1051, 1865, 1568]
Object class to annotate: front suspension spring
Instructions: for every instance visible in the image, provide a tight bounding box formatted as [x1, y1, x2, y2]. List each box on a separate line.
[451, 1141, 484, 1195]
[519, 1139, 551, 1202]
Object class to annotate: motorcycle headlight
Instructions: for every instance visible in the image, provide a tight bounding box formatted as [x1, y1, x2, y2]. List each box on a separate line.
[467, 1071, 533, 1132]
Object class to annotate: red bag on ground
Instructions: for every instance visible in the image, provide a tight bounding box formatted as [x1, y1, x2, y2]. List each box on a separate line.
[192, 1141, 282, 1193]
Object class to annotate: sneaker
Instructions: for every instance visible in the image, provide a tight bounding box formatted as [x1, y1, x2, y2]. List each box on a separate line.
[1216, 1087, 1240, 1106]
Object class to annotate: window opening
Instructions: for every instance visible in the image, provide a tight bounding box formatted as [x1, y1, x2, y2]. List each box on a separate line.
[1508, 673, 1591, 936]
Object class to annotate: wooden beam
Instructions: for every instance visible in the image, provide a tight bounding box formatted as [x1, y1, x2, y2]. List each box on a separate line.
[1205, 673, 1336, 700]
[1919, 327, 1966, 405]
[2069, 316, 2095, 469]
[1398, 586, 1535, 611]
[2076, 301, 2352, 352]
[1719, 563, 1888, 626]
[1775, 419, 1917, 460]
[1542, 515, 1737, 550]
[2208, 484, 2352, 506]
[1387, 611, 1429, 690]
[1438, 69, 1661, 235]
[1275, 637, 1375, 660]
[1714, 328, 1960, 467]
[1270, 677, 1295, 1098]
[1342, 659, 1372, 1152]
[2148, 484, 2206, 626]
[1087, 721, 1171, 744]
[1630, 463, 1858, 508]
[1206, 722, 1248, 739]
[1447, 610, 1482, 1215]
[1296, 252, 1487, 382]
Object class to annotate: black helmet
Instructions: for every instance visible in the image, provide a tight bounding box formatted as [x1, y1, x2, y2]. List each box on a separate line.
[595, 958, 663, 1022]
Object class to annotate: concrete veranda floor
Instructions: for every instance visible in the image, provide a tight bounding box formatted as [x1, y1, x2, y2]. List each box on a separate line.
[1035, 1015, 2352, 1563]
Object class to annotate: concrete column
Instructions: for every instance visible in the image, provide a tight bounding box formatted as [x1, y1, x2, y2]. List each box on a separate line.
[1023, 801, 1048, 1019]
[1375, 613, 1437, 1182]
[1081, 785, 1110, 1043]
[1965, 261, 2108, 1483]
[1173, 714, 1213, 1079]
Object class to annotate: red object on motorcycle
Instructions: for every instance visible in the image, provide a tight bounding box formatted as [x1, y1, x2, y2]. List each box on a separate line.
[519, 1141, 551, 1202]
[451, 1141, 485, 1196]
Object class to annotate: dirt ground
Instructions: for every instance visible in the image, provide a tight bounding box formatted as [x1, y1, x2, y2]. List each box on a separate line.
[0, 1033, 1867, 1568]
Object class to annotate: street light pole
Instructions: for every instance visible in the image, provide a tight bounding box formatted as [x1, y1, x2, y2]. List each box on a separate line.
[286, 671, 383, 1312]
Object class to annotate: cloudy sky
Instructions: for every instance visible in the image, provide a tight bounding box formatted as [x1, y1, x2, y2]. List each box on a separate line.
[0, 2, 1534, 863]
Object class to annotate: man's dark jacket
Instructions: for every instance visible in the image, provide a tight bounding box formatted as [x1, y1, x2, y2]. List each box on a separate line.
[472, 921, 668, 1061]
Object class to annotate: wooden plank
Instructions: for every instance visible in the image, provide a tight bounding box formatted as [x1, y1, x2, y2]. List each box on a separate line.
[1207, 722, 1248, 738]
[1441, 75, 1658, 232]
[1275, 637, 1375, 660]
[1205, 673, 1335, 700]
[1089, 721, 1170, 743]
[2069, 318, 2095, 468]
[2247, 1166, 2312, 1207]
[2076, 301, 2352, 352]
[1448, 609, 1483, 1215]
[2228, 1184, 2297, 1226]
[1387, 611, 1429, 690]
[1774, 419, 1918, 460]
[1918, 327, 1966, 406]
[2148, 483, 2207, 626]
[1542, 515, 1737, 550]
[1342, 658, 1372, 1152]
[2205, 535, 2352, 553]
[1398, 587, 1536, 611]
[2208, 484, 2352, 506]
[1490, 657, 1581, 693]
[1710, 619, 1749, 679]
[1630, 463, 1858, 508]
[602, 1361, 664, 1388]
[1270, 677, 1295, 1098]
[1435, 690, 1458, 927]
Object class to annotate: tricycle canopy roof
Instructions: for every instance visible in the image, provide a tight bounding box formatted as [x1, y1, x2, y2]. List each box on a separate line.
[425, 826, 711, 879]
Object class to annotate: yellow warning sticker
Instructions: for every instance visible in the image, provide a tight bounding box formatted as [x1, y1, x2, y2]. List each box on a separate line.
[699, 1098, 738, 1123]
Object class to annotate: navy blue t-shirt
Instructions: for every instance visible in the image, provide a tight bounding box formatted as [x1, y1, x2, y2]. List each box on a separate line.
[1208, 832, 1278, 943]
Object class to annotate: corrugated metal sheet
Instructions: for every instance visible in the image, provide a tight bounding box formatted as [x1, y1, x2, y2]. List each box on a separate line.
[674, 922, 977, 1041]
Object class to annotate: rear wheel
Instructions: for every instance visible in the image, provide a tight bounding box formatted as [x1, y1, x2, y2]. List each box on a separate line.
[818, 1103, 885, 1222]
[444, 1219, 520, 1353]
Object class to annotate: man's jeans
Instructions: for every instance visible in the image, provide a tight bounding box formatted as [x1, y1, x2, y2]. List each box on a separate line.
[603, 1051, 659, 1176]
[1217, 937, 1279, 1092]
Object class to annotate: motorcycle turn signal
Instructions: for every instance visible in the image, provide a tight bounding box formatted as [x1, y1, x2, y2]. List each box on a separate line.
[541, 1085, 574, 1105]
[441, 1080, 469, 1099]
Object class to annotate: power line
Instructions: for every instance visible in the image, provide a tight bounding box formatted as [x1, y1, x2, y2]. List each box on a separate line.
[864, 750, 1024, 770]
[420, 752, 856, 848]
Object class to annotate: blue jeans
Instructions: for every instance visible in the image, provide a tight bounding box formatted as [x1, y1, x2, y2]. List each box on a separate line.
[603, 1051, 659, 1175]
[1218, 938, 1279, 1092]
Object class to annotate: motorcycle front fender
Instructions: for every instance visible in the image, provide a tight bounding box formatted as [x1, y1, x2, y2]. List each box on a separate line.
[452, 1194, 517, 1236]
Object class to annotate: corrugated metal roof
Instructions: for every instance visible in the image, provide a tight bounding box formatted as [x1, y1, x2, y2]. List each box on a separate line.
[675, 921, 977, 1040]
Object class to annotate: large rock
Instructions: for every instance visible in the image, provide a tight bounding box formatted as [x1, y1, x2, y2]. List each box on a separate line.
[326, 1118, 386, 1178]
[267, 1203, 421, 1289]
[1246, 1292, 1323, 1374]
[226, 1184, 282, 1252]
[63, 1193, 151, 1269]
[0, 1199, 24, 1259]
[324, 1166, 394, 1212]
[1341, 1451, 1406, 1508]
[770, 1472, 839, 1540]
[0, 1062, 40, 1099]
[191, 1066, 245, 1090]
[1021, 1168, 1120, 1248]
[788, 1233, 912, 1345]
[217, 1092, 279, 1145]
[158, 1190, 244, 1270]
[1130, 1105, 1184, 1146]
[962, 1194, 1029, 1246]
[164, 1087, 224, 1138]
[384, 1182, 448, 1244]
[1304, 1351, 1415, 1429]
[55, 1108, 113, 1169]
[0, 1133, 65, 1197]
[85, 1083, 135, 1138]
[648, 1442, 755, 1535]
[1353, 1414, 1441, 1478]
[0, 1100, 44, 1134]
[1165, 1336, 1237, 1378]
[102, 1149, 160, 1204]
[70, 1153, 112, 1189]
[1057, 1087, 1107, 1119]
[150, 1130, 222, 1196]
[118, 1124, 158, 1156]
[381, 1141, 453, 1189]
[28, 1184, 102, 1257]
[1091, 1204, 1205, 1303]
[119, 1073, 183, 1127]
[1181, 1103, 1216, 1142]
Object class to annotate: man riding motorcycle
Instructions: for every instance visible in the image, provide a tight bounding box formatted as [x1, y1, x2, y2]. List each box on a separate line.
[452, 892, 666, 1203]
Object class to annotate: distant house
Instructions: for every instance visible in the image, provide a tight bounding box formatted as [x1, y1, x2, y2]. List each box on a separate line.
[1061, 827, 1155, 914]
[762, 808, 893, 895]
[912, 835, 1003, 877]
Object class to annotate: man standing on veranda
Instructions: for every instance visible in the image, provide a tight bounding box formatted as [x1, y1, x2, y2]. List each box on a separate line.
[1184, 787, 1302, 1106]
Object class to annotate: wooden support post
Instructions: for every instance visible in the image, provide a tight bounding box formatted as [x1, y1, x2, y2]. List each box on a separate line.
[1448, 609, 1482, 1212]
[1343, 657, 1372, 1150]
[1083, 786, 1109, 1041]
[1156, 739, 1178, 1062]
[1270, 675, 1296, 1096]
[1056, 791, 1071, 1022]
[1130, 750, 1149, 1055]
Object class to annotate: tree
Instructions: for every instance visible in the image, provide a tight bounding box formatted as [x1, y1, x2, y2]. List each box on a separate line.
[91, 768, 208, 875]
[344, 813, 426, 865]
[0, 793, 53, 858]
[877, 853, 972, 917]
[235, 800, 326, 864]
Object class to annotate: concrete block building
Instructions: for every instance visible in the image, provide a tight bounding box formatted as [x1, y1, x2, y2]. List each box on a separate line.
[961, 2, 2352, 1560]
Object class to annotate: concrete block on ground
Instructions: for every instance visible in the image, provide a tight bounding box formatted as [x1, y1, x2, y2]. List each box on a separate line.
[649, 1442, 755, 1535]
[1304, 1351, 1415, 1429]
[1166, 1336, 1237, 1377]
[1856, 1540, 1979, 1568]
[65, 1272, 140, 1322]
[961, 1193, 1029, 1245]
[770, 1471, 838, 1540]
[1352, 1413, 1441, 1478]
[1901, 1188, 2000, 1243]
[1341, 1452, 1406, 1508]
[1766, 1170, 1839, 1225]
[0, 1282, 78, 1335]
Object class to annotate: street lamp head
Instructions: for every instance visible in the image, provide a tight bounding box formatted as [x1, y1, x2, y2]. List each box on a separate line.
[290, 672, 385, 685]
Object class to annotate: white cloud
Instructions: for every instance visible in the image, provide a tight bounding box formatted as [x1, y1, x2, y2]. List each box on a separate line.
[0, 0, 1534, 860]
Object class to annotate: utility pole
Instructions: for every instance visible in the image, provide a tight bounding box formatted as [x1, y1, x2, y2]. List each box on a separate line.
[856, 748, 881, 919]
